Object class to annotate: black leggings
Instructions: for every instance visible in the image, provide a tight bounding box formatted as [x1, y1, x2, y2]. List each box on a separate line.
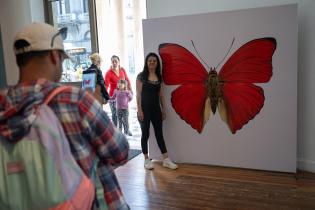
[117, 109, 129, 134]
[139, 109, 167, 155]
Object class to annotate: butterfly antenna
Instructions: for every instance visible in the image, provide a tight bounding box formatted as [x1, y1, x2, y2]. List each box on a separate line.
[215, 38, 235, 69]
[191, 40, 211, 69]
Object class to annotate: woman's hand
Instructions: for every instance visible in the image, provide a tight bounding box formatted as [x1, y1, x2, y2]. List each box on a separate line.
[138, 110, 144, 121]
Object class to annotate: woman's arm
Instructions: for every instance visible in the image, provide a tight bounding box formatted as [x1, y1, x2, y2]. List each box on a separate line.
[136, 78, 144, 120]
[127, 90, 133, 101]
[160, 82, 167, 120]
[97, 69, 110, 100]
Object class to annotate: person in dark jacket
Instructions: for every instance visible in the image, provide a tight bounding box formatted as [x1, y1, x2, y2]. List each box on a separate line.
[85, 53, 110, 103]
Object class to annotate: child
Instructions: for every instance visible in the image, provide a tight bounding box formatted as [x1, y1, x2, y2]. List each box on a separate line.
[111, 79, 133, 136]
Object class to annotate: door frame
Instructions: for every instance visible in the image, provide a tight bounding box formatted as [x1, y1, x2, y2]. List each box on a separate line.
[0, 27, 7, 88]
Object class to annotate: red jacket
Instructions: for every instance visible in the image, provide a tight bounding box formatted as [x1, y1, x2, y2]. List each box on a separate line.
[104, 67, 132, 97]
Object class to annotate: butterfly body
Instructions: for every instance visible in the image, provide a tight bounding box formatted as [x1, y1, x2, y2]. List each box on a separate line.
[159, 38, 277, 134]
[205, 68, 223, 115]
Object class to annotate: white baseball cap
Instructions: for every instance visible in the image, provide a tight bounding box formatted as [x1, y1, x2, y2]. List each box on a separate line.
[14, 22, 69, 58]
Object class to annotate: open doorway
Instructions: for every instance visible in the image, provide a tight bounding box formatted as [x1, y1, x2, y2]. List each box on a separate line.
[95, 0, 146, 150]
[46, 0, 145, 150]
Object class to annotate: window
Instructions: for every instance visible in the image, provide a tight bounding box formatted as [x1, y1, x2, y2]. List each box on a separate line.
[48, 0, 93, 82]
[83, 0, 88, 13]
[95, 0, 146, 79]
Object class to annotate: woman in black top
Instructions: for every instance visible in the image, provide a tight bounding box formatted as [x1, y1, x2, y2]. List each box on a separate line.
[136, 52, 178, 170]
[85, 53, 110, 103]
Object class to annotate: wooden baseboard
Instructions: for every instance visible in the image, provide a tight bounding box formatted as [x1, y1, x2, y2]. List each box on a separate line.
[298, 158, 315, 173]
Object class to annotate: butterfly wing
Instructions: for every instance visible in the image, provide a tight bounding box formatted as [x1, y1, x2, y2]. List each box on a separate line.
[171, 84, 210, 133]
[159, 43, 210, 132]
[219, 37, 276, 83]
[159, 43, 208, 85]
[218, 38, 277, 133]
[219, 83, 265, 134]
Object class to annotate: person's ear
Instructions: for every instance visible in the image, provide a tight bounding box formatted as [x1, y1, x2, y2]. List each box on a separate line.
[50, 50, 60, 66]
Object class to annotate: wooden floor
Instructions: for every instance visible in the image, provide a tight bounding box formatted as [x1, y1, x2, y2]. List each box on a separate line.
[115, 155, 315, 210]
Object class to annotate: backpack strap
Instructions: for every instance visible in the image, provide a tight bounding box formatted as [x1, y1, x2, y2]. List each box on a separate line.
[44, 86, 72, 105]
[42, 86, 97, 210]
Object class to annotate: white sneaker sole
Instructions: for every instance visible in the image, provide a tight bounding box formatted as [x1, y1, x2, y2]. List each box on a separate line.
[163, 163, 178, 170]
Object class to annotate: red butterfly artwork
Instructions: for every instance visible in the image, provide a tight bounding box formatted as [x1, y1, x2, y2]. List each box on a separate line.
[83, 79, 91, 85]
[159, 37, 277, 134]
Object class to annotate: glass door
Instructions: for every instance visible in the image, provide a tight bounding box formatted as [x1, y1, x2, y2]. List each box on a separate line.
[45, 0, 97, 82]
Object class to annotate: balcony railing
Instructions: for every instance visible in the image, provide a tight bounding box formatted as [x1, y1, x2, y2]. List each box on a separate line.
[57, 13, 77, 23]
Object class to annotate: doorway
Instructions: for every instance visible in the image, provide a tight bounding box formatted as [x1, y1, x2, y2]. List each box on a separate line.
[45, 0, 146, 150]
[95, 0, 146, 150]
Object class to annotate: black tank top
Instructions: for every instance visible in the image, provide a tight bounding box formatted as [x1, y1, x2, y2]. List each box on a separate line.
[137, 73, 161, 111]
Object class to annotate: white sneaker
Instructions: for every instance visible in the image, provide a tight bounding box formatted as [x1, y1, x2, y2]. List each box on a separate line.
[144, 159, 154, 170]
[163, 158, 178, 170]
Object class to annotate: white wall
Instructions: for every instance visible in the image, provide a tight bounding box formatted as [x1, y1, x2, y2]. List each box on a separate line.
[144, 5, 297, 172]
[0, 0, 44, 85]
[146, 0, 315, 172]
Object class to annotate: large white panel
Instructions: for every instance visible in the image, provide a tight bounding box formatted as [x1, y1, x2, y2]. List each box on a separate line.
[143, 4, 297, 172]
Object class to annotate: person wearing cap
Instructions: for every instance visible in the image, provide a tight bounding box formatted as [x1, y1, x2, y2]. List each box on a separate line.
[85, 53, 110, 104]
[0, 22, 130, 210]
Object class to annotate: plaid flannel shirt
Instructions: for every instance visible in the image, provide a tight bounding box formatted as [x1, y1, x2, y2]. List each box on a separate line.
[0, 79, 129, 210]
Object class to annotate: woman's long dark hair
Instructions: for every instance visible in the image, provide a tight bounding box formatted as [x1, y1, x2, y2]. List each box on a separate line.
[142, 52, 162, 81]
